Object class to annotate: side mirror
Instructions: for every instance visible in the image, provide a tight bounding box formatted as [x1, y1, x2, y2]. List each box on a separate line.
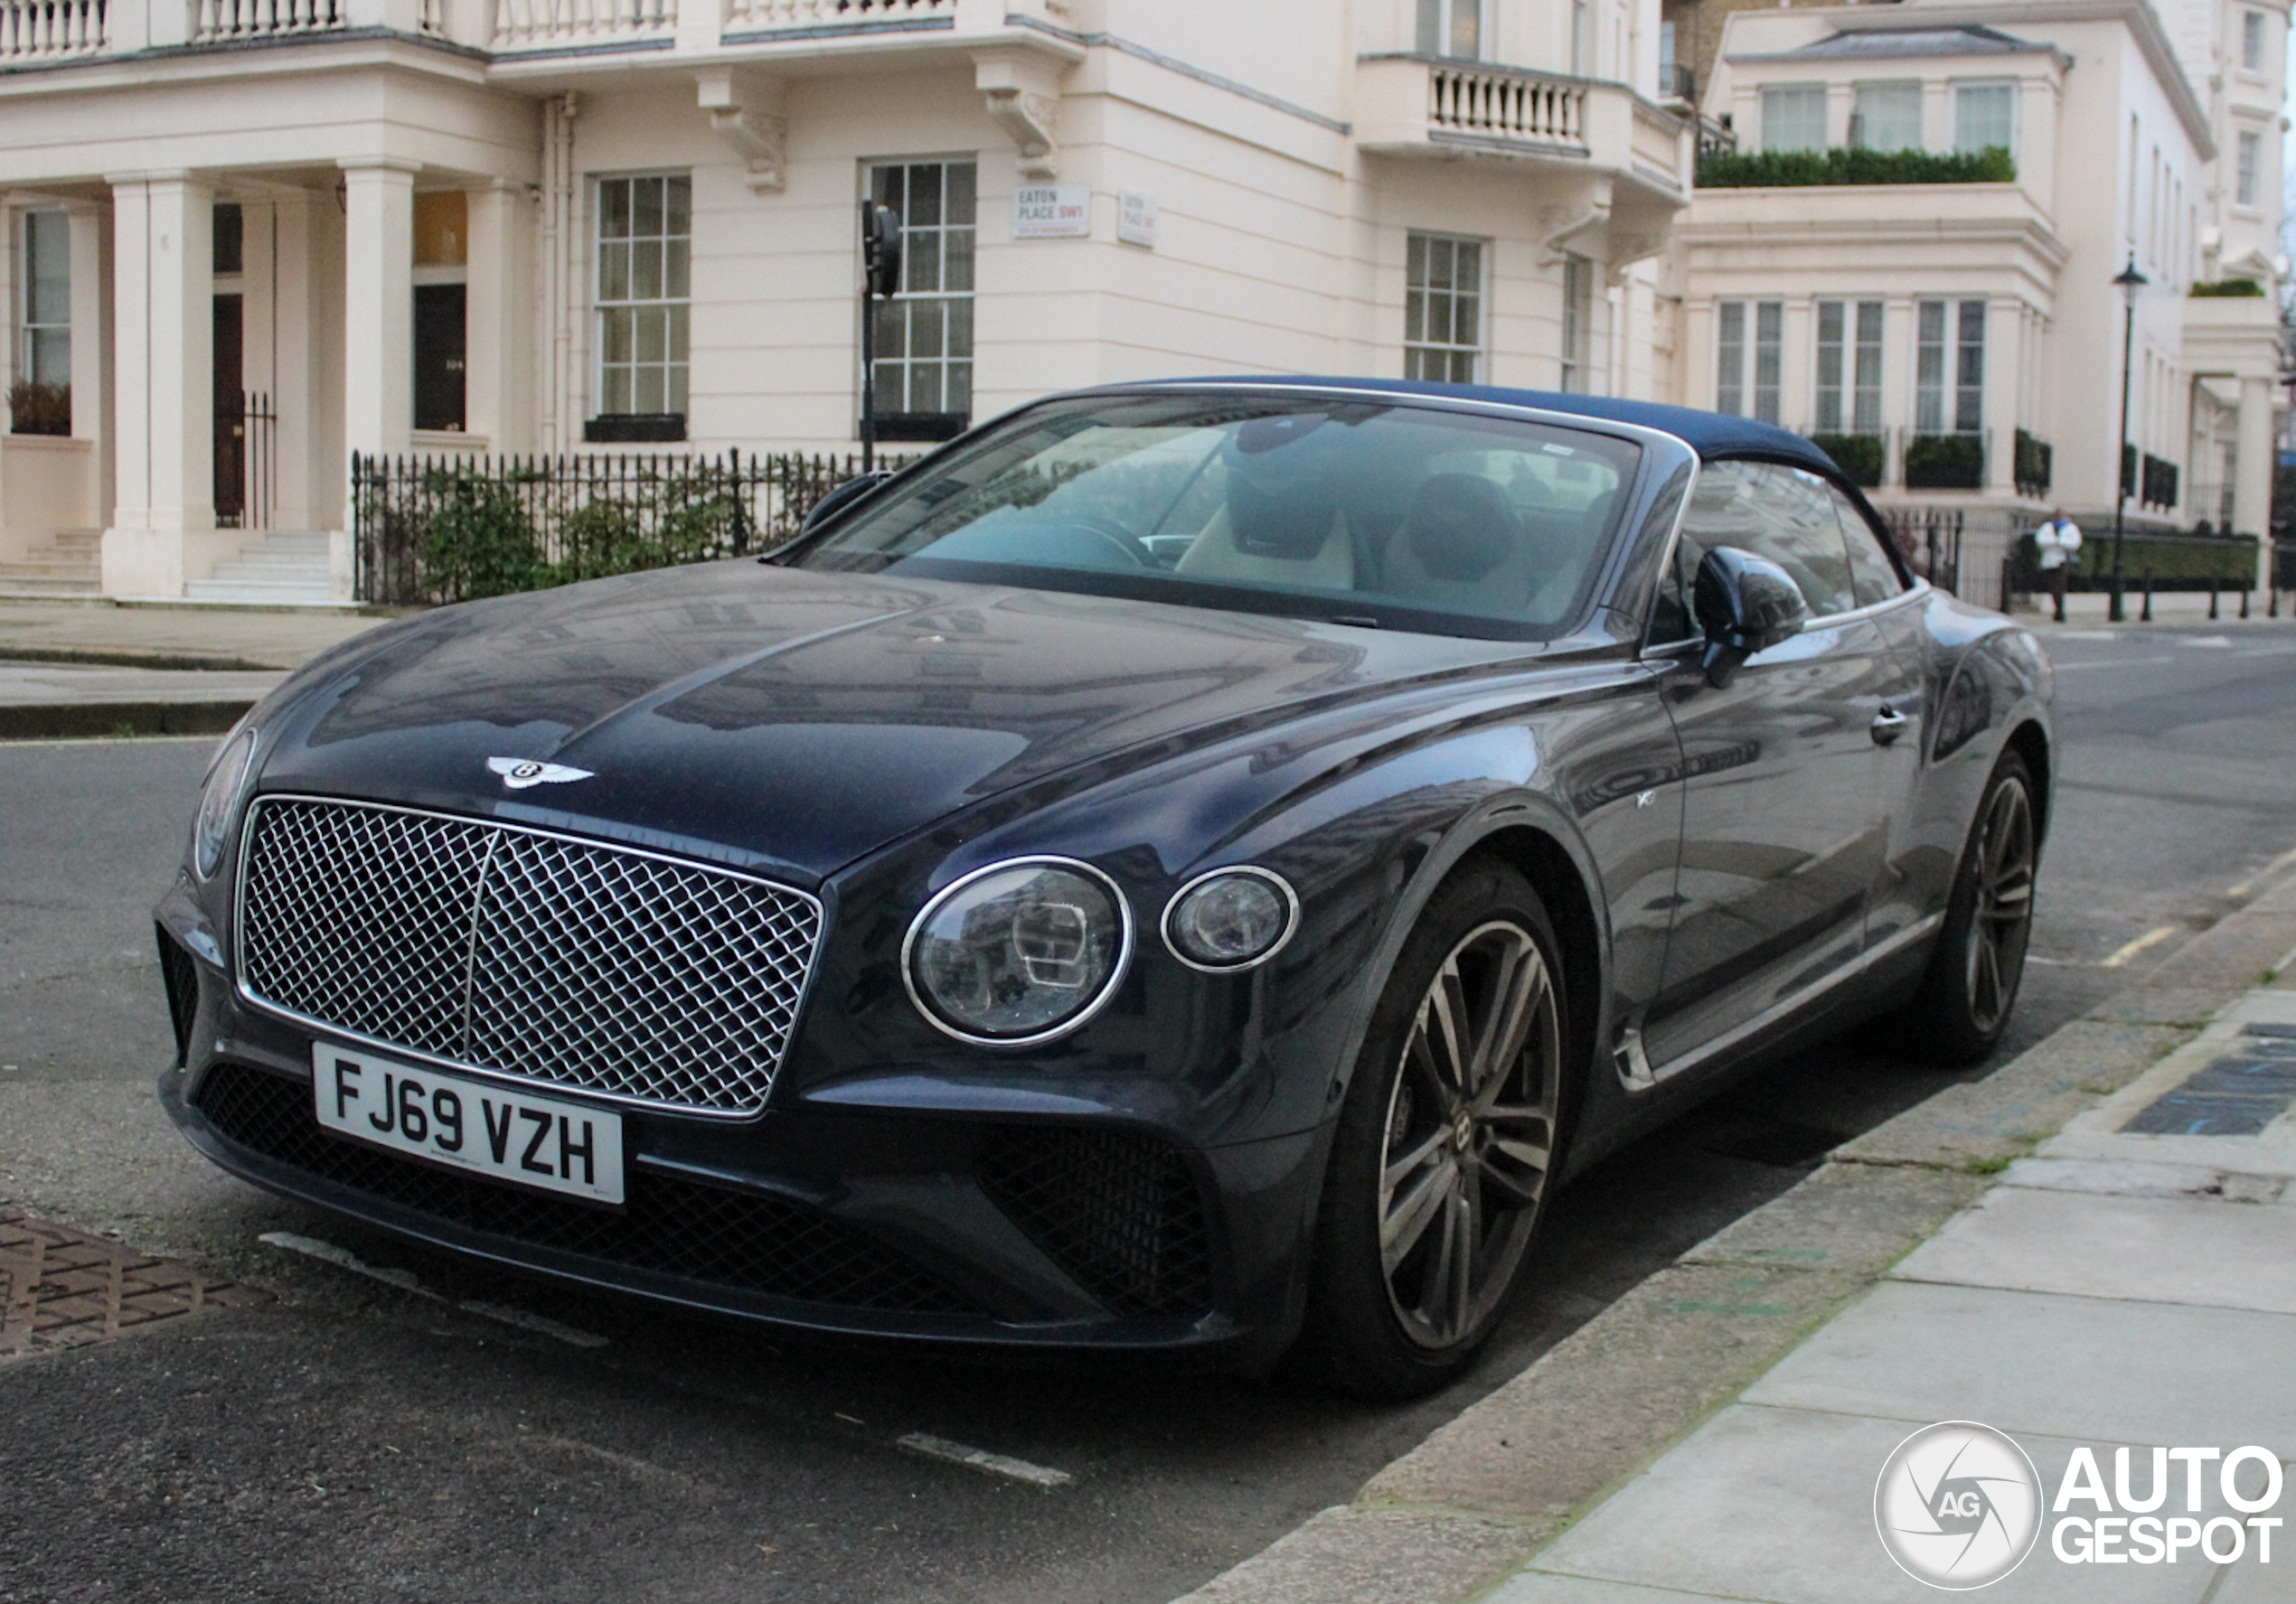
[1692, 545, 1808, 689]
[798, 471, 893, 538]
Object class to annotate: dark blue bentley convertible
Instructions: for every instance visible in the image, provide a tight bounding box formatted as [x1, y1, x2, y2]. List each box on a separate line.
[157, 379, 2050, 1397]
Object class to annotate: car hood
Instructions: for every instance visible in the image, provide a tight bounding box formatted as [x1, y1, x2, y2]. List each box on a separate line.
[257, 561, 1539, 883]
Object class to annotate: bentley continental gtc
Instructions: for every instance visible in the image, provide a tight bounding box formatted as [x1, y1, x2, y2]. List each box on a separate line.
[157, 379, 2051, 1398]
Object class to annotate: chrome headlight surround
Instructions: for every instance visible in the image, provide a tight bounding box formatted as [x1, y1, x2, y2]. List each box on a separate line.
[193, 724, 259, 880]
[901, 856, 1134, 1047]
[1161, 866, 1300, 974]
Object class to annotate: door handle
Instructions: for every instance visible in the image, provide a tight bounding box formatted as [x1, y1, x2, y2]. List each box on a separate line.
[1870, 706, 1909, 746]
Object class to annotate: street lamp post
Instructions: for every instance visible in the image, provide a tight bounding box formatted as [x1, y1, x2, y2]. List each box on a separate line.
[2109, 256, 2148, 624]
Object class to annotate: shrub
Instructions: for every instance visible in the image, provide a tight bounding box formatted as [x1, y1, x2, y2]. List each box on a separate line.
[1905, 433, 1984, 490]
[1696, 145, 2015, 189]
[1809, 432, 1883, 488]
[2190, 277, 2266, 297]
[9, 380, 71, 436]
[416, 473, 552, 602]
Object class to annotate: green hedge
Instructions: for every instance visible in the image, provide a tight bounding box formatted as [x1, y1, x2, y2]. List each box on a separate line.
[2190, 277, 2266, 297]
[1809, 432, 1883, 488]
[1696, 145, 2015, 189]
[1905, 433, 1984, 490]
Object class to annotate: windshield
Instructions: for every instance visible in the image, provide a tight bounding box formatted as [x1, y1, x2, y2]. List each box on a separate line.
[785, 393, 1644, 640]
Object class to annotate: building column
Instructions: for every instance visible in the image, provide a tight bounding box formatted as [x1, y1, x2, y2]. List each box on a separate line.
[466, 179, 531, 451]
[100, 171, 219, 598]
[2234, 373, 2273, 587]
[340, 158, 417, 471]
[1881, 296, 1915, 491]
[1781, 298, 1812, 433]
[270, 190, 321, 531]
[1984, 298, 2023, 498]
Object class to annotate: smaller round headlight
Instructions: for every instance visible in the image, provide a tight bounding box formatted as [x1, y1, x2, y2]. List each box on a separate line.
[1162, 868, 1299, 972]
[905, 858, 1131, 1045]
[193, 726, 259, 879]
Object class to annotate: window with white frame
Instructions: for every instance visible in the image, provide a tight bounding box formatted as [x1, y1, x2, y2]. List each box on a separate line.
[867, 159, 977, 439]
[1814, 299, 1883, 435]
[1850, 80, 1923, 151]
[1953, 82, 2015, 155]
[1762, 85, 1826, 153]
[1559, 254, 1594, 393]
[1915, 299, 1984, 434]
[1405, 232, 1484, 383]
[594, 174, 691, 430]
[2242, 8, 2265, 70]
[2237, 131, 2261, 206]
[20, 211, 70, 390]
[1418, 0, 1482, 58]
[1716, 299, 1783, 423]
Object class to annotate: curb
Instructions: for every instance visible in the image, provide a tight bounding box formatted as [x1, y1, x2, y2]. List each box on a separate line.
[0, 646, 282, 672]
[1168, 860, 2296, 1604]
[0, 699, 255, 741]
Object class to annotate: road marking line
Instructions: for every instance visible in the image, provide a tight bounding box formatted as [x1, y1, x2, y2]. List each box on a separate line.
[2100, 925, 2179, 969]
[258, 1232, 607, 1347]
[2050, 655, 2176, 671]
[898, 1431, 1073, 1488]
[2228, 843, 2296, 899]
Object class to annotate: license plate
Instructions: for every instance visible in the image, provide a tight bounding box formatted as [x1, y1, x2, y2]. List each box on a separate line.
[312, 1044, 626, 1205]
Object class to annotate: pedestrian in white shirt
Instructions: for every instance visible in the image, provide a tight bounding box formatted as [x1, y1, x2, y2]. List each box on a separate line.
[2034, 510, 2083, 622]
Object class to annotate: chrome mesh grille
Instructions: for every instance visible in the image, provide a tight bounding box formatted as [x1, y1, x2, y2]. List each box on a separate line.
[237, 796, 821, 1115]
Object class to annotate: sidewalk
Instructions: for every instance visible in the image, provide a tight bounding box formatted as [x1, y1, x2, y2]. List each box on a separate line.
[1181, 871, 2296, 1604]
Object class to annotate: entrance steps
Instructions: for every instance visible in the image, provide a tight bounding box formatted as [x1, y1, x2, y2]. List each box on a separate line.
[0, 530, 102, 598]
[185, 531, 341, 606]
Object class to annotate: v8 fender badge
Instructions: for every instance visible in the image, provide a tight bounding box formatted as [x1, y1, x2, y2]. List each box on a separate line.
[487, 756, 595, 790]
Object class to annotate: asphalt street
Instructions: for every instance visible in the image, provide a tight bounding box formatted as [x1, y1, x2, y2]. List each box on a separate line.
[2, 622, 2293, 1604]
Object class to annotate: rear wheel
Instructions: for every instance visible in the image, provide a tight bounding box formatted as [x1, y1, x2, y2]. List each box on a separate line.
[1905, 749, 2038, 1064]
[1302, 860, 1567, 1399]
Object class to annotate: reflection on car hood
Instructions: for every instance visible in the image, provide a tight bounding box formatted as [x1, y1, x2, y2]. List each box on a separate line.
[257, 562, 1535, 881]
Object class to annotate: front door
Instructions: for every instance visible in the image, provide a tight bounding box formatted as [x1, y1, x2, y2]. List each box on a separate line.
[213, 293, 244, 524]
[414, 284, 466, 433]
[1641, 459, 1897, 1071]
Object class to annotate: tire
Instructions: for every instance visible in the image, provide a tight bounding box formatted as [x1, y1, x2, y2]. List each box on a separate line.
[1301, 858, 1571, 1400]
[1904, 749, 2039, 1065]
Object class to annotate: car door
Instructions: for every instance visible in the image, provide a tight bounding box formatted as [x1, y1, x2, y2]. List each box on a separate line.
[1829, 481, 1936, 950]
[1637, 459, 1900, 1074]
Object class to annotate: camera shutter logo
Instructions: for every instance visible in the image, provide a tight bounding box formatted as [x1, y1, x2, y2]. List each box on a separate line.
[1876, 1421, 2043, 1589]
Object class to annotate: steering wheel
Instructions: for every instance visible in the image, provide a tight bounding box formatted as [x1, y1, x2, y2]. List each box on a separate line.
[1059, 514, 1153, 568]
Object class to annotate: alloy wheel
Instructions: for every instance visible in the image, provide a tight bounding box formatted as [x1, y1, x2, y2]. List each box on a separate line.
[1377, 919, 1560, 1350]
[1965, 777, 2037, 1034]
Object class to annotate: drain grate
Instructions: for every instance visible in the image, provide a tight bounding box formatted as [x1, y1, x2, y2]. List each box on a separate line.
[0, 1213, 265, 1362]
[2122, 1029, 2296, 1138]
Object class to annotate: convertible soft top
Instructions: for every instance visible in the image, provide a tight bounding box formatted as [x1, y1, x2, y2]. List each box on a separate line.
[1134, 374, 1838, 475]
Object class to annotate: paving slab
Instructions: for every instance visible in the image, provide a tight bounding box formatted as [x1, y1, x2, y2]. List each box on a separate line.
[1522, 1406, 2215, 1604]
[1891, 1185, 2296, 1315]
[1163, 1506, 1539, 1604]
[0, 598, 390, 671]
[1485, 1574, 1752, 1603]
[2083, 988, 2250, 1027]
[1998, 1156, 2240, 1197]
[1360, 1263, 1866, 1524]
[1742, 1279, 2296, 1449]
[2146, 915, 2296, 993]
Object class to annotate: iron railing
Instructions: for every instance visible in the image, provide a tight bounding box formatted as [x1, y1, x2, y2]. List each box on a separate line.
[350, 447, 905, 606]
[217, 389, 276, 532]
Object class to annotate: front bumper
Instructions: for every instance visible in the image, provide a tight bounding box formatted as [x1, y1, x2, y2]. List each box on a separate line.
[158, 922, 1326, 1362]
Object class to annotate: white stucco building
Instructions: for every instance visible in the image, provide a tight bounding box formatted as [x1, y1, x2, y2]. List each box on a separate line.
[1672, 0, 2290, 550]
[0, 0, 1698, 601]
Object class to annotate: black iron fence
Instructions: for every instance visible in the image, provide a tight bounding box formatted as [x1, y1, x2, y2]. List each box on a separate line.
[350, 448, 908, 606]
[1884, 507, 2032, 611]
[219, 390, 277, 531]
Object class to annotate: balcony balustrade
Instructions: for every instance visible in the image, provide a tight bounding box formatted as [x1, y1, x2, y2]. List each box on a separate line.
[0, 0, 108, 60]
[190, 0, 340, 42]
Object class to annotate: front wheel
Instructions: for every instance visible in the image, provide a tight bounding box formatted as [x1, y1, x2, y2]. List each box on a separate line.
[1301, 860, 1568, 1400]
[1905, 749, 2038, 1064]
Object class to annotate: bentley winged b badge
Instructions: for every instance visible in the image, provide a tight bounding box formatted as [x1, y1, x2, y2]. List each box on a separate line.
[488, 756, 595, 790]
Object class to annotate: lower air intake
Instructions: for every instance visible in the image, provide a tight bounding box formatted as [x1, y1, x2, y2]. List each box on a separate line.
[980, 1127, 1215, 1320]
[193, 1064, 977, 1316]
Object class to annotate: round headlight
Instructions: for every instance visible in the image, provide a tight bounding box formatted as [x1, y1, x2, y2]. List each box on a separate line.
[193, 726, 259, 879]
[904, 858, 1131, 1045]
[1162, 868, 1299, 972]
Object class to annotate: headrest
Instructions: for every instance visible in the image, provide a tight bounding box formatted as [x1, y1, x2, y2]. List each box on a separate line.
[1224, 419, 1338, 560]
[1403, 474, 1517, 582]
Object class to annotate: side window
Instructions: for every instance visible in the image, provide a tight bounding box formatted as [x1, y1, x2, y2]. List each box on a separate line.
[1677, 460, 1856, 619]
[1830, 485, 1908, 606]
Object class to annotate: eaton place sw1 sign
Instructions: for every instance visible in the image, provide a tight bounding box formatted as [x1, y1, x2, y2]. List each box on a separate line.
[1013, 184, 1090, 239]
